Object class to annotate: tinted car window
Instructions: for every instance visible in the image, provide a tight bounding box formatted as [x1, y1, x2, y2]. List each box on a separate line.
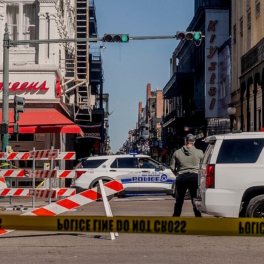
[138, 158, 160, 169]
[82, 159, 107, 168]
[110, 159, 118, 168]
[117, 158, 137, 168]
[216, 139, 264, 164]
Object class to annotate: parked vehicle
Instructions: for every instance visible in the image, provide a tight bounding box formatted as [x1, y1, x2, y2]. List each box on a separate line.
[71, 154, 175, 199]
[194, 132, 264, 218]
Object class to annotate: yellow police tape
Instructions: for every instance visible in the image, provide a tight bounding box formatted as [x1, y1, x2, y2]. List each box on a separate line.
[0, 215, 264, 236]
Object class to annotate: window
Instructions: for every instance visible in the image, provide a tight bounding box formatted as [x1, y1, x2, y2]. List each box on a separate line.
[82, 159, 107, 168]
[216, 139, 264, 164]
[247, 10, 251, 29]
[110, 159, 118, 168]
[138, 158, 160, 169]
[18, 134, 34, 141]
[240, 17, 243, 37]
[256, 2, 260, 17]
[116, 158, 137, 169]
[6, 2, 37, 46]
[233, 25, 236, 43]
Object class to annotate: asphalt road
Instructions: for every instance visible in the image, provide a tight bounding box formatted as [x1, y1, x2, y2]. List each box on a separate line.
[0, 196, 263, 264]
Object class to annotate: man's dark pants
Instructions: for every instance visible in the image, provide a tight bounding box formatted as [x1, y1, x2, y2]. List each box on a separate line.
[173, 172, 202, 217]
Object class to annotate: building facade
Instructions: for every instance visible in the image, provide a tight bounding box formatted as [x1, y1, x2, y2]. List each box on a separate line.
[0, 0, 83, 188]
[162, 0, 231, 162]
[231, 0, 264, 132]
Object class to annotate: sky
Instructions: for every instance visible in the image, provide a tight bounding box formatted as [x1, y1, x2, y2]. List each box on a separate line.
[94, 0, 194, 153]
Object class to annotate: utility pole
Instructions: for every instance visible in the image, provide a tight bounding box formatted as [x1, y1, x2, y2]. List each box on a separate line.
[2, 24, 9, 155]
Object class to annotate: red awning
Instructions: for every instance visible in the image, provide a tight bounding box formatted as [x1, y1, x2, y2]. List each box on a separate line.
[0, 108, 83, 136]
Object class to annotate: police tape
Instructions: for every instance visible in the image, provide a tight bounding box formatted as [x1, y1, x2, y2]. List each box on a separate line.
[0, 215, 264, 236]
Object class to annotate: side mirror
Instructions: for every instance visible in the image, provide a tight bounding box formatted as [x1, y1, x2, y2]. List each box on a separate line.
[159, 165, 165, 171]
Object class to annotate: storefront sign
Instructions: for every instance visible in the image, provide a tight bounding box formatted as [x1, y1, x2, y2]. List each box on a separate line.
[0, 72, 58, 101]
[205, 10, 229, 118]
[0, 81, 49, 92]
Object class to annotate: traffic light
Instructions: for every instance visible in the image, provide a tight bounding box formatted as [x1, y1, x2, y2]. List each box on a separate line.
[103, 34, 129, 43]
[176, 31, 202, 46]
[14, 94, 25, 123]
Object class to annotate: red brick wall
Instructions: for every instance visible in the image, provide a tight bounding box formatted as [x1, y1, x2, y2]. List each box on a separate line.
[147, 83, 151, 99]
[146, 84, 151, 124]
[156, 90, 163, 118]
[138, 102, 142, 124]
[139, 102, 142, 114]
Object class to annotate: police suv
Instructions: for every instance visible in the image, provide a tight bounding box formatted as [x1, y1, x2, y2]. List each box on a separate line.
[72, 154, 175, 198]
[194, 132, 264, 218]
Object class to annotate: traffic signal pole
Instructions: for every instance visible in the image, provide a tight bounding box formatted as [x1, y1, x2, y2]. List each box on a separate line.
[2, 25, 9, 154]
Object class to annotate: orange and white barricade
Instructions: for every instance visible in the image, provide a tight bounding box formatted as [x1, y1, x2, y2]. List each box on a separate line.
[0, 147, 124, 240]
[0, 148, 76, 205]
[0, 151, 75, 161]
[0, 179, 124, 240]
[0, 169, 75, 179]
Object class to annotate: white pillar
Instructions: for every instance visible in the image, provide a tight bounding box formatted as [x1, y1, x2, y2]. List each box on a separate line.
[38, 12, 47, 63]
[38, 0, 58, 64]
[48, 13, 56, 64]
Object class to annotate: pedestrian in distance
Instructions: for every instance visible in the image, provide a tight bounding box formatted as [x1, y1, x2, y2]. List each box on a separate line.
[170, 134, 204, 217]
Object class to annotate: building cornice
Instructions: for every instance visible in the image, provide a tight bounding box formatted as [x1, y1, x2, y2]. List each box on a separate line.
[38, 0, 58, 3]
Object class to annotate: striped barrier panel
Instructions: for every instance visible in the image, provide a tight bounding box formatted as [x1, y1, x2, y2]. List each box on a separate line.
[29, 150, 59, 159]
[23, 179, 124, 216]
[0, 169, 75, 179]
[0, 151, 75, 161]
[29, 189, 57, 199]
[0, 188, 76, 197]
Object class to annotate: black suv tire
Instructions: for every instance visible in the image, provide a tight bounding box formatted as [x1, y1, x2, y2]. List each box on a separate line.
[246, 195, 264, 218]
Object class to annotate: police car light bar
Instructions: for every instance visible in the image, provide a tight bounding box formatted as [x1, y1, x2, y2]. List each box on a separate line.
[129, 152, 138, 155]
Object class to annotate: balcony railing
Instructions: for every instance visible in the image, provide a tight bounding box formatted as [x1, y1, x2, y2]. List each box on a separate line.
[241, 37, 264, 75]
[163, 109, 177, 125]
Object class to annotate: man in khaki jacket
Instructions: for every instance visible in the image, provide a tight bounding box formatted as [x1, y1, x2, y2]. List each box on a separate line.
[170, 134, 204, 217]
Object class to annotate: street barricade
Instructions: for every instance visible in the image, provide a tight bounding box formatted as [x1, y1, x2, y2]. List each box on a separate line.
[0, 147, 76, 204]
[0, 178, 124, 240]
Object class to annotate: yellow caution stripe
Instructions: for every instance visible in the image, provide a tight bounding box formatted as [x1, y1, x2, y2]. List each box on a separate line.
[0, 215, 264, 236]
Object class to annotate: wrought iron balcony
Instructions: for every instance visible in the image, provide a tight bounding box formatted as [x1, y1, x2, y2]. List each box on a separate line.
[163, 109, 177, 126]
[241, 37, 264, 75]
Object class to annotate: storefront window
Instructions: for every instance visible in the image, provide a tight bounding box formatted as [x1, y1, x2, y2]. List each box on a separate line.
[6, 4, 18, 41]
[18, 134, 34, 141]
[6, 2, 37, 47]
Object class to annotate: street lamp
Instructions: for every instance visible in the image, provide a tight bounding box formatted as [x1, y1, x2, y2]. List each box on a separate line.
[227, 103, 236, 132]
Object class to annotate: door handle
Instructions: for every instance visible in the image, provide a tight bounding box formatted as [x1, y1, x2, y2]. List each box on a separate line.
[141, 170, 149, 173]
[110, 170, 116, 172]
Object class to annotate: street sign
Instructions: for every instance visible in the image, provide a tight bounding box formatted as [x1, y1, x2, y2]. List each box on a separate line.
[0, 123, 8, 134]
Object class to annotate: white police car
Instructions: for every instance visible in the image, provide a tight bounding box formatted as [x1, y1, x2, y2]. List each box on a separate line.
[71, 154, 175, 198]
